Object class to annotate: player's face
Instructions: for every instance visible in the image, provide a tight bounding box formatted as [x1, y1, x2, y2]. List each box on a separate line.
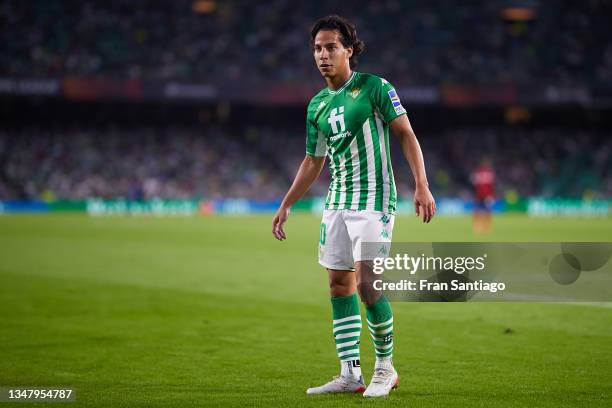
[313, 30, 353, 79]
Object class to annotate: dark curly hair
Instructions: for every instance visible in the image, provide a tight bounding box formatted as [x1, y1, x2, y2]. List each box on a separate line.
[310, 15, 365, 69]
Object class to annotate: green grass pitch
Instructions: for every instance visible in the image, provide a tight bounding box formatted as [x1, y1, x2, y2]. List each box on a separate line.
[0, 214, 611, 407]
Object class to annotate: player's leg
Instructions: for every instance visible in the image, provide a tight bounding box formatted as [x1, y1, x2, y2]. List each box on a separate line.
[473, 198, 493, 234]
[347, 211, 399, 397]
[482, 197, 493, 233]
[473, 209, 482, 234]
[328, 270, 362, 381]
[355, 261, 398, 397]
[473, 199, 484, 233]
[306, 210, 365, 395]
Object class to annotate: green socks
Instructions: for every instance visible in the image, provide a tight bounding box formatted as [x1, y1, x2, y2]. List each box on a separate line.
[331, 293, 362, 377]
[366, 295, 394, 360]
[330, 293, 394, 376]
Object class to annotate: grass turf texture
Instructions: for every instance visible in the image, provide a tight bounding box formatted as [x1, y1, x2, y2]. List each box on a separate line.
[0, 214, 611, 407]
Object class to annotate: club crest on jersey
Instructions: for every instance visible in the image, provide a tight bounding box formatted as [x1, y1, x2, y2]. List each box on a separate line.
[349, 87, 361, 99]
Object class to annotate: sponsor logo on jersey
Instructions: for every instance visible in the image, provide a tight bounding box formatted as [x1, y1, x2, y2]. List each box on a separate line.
[327, 106, 346, 134]
[329, 130, 352, 142]
[349, 87, 361, 99]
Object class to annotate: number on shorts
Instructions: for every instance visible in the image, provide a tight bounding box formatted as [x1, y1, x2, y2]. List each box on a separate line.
[319, 222, 326, 245]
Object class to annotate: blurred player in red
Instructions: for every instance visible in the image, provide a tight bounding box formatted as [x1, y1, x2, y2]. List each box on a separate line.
[471, 158, 495, 234]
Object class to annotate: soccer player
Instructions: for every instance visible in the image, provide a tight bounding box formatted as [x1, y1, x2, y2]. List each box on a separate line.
[272, 15, 436, 398]
[471, 158, 495, 234]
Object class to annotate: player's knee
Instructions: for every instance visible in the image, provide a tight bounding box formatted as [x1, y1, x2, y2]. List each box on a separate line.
[357, 282, 380, 306]
[330, 286, 352, 297]
[329, 281, 353, 297]
[328, 274, 355, 297]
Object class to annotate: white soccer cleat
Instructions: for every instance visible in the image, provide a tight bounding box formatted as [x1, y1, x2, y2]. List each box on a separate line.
[306, 375, 366, 395]
[363, 367, 399, 398]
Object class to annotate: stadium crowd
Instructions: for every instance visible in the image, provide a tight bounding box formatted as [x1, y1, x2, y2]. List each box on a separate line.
[2, 0, 612, 86]
[1, 125, 610, 201]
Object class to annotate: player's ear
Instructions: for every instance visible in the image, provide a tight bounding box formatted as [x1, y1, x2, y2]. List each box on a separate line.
[346, 46, 353, 59]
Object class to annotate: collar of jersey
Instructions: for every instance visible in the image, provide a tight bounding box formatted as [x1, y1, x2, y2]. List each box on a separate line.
[327, 71, 356, 95]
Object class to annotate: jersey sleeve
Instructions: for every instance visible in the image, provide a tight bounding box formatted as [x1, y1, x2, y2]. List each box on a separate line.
[305, 104, 327, 157]
[370, 77, 407, 124]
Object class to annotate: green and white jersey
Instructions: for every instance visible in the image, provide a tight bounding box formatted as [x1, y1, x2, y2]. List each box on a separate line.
[306, 71, 406, 214]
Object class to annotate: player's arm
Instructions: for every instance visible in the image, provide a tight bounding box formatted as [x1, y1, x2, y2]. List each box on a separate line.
[272, 154, 325, 240]
[390, 115, 436, 223]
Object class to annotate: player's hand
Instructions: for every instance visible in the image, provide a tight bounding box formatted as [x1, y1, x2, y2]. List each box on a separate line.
[414, 185, 436, 223]
[272, 206, 290, 240]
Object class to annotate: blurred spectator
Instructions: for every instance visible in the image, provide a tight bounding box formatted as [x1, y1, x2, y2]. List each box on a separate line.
[0, 125, 610, 200]
[1, 0, 612, 86]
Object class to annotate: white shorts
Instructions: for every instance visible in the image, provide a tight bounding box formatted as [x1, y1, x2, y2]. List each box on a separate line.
[318, 209, 395, 271]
